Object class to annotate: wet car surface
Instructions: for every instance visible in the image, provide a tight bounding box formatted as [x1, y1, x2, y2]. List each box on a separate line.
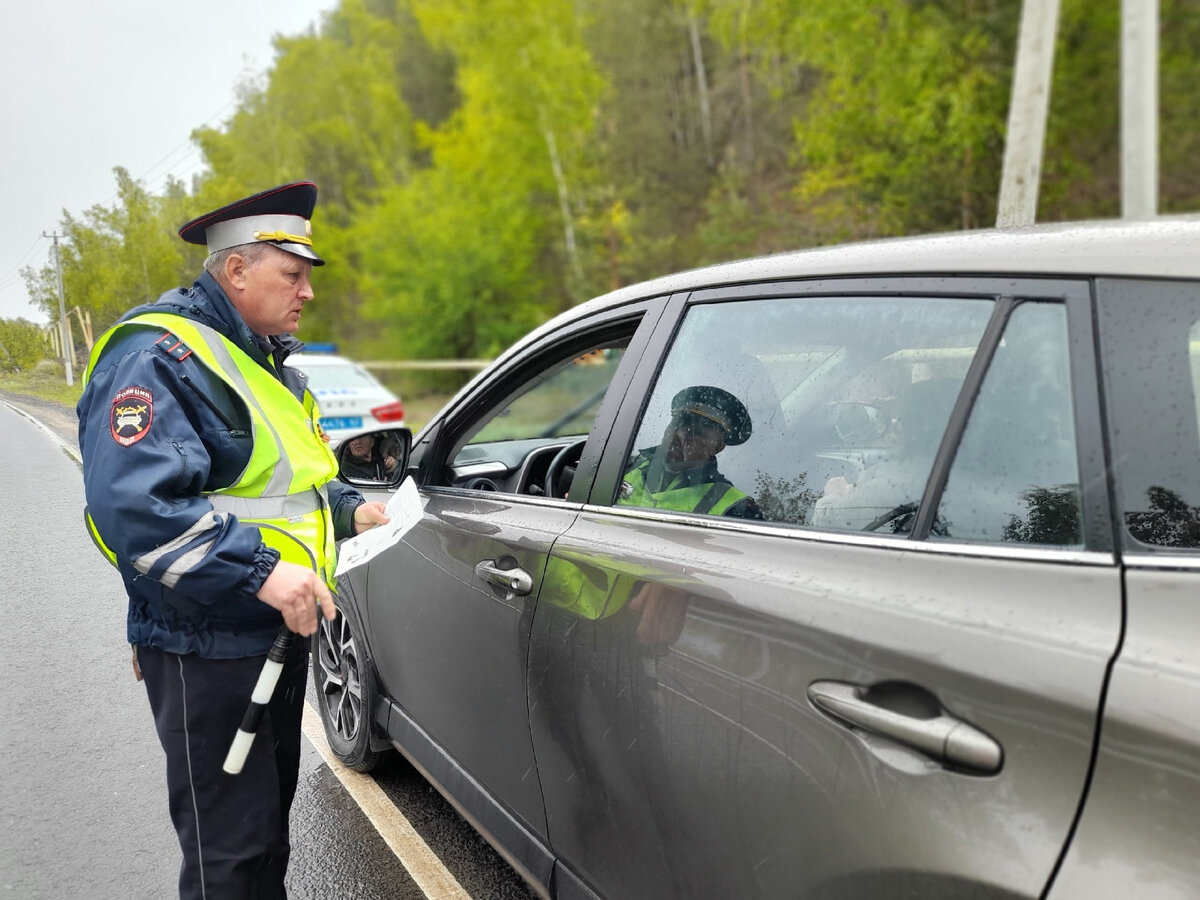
[316, 218, 1200, 900]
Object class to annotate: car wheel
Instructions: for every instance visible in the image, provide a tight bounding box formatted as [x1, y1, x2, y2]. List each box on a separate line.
[312, 605, 386, 772]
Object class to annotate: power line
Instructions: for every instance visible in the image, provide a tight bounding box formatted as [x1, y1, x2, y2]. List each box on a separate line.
[137, 97, 235, 188]
[4, 84, 243, 322]
[143, 148, 206, 196]
[0, 234, 50, 289]
[92, 95, 238, 210]
[6, 96, 234, 300]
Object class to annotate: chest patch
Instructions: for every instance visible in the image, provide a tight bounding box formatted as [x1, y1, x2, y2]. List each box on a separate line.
[110, 386, 154, 446]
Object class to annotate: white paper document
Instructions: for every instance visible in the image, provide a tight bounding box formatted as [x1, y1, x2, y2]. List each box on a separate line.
[334, 476, 424, 576]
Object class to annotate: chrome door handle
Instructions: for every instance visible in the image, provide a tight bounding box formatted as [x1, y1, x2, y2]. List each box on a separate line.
[807, 680, 1002, 774]
[474, 559, 533, 596]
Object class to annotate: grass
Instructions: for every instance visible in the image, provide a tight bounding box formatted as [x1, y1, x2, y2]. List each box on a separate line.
[0, 363, 82, 408]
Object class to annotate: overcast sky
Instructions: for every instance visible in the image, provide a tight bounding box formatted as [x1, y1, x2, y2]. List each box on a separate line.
[0, 0, 338, 323]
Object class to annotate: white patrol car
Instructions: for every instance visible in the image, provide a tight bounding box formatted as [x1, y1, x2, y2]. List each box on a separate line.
[283, 347, 404, 447]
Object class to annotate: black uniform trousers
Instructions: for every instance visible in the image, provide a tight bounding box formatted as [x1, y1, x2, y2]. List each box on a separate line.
[139, 638, 309, 900]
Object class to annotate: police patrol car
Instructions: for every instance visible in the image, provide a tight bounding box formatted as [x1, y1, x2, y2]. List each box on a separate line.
[283, 345, 404, 446]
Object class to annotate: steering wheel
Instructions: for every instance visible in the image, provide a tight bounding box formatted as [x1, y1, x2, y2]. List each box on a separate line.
[544, 439, 587, 499]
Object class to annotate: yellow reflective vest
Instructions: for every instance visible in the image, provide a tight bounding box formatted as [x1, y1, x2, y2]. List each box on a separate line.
[83, 313, 341, 586]
[618, 455, 750, 517]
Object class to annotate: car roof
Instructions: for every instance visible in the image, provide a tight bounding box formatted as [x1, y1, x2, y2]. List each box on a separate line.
[568, 215, 1200, 320]
[480, 216, 1199, 375]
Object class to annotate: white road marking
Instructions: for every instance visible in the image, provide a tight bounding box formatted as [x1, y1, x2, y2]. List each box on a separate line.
[0, 399, 81, 463]
[301, 702, 472, 900]
[8, 400, 472, 896]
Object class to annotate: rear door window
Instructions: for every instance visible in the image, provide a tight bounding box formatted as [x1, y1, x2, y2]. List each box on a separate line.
[933, 301, 1083, 545]
[1097, 279, 1200, 551]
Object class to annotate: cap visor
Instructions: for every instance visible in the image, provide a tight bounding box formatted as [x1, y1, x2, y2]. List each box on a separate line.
[278, 242, 325, 266]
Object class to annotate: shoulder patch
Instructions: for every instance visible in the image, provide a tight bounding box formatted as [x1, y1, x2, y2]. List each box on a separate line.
[110, 386, 154, 446]
[154, 331, 193, 361]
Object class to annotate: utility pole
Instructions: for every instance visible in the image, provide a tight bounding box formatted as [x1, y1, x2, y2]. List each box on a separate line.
[1121, 0, 1158, 218]
[996, 0, 1061, 227]
[43, 231, 73, 386]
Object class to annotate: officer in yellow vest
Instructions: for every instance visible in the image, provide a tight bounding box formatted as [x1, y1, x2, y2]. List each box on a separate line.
[76, 182, 388, 900]
[540, 386, 762, 643]
[617, 385, 763, 520]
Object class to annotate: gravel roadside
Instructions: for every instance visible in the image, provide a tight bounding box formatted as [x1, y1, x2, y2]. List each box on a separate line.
[0, 389, 79, 451]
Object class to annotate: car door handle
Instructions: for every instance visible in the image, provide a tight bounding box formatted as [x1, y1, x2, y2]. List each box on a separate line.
[474, 559, 533, 596]
[807, 680, 1003, 774]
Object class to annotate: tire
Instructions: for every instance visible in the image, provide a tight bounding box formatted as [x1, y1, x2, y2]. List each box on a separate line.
[311, 604, 387, 772]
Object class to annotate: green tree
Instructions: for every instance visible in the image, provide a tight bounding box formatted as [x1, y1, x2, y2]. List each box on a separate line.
[1039, 0, 1120, 220]
[1160, 0, 1200, 213]
[357, 0, 607, 361]
[23, 0, 1200, 375]
[24, 169, 192, 336]
[578, 0, 811, 280]
[190, 0, 426, 342]
[0, 318, 48, 372]
[738, 0, 1016, 239]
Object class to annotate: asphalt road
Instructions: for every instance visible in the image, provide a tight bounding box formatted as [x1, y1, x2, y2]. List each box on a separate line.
[0, 390, 537, 900]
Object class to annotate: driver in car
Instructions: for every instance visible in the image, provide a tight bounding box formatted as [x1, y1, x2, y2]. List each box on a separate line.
[340, 433, 400, 481]
[617, 385, 763, 520]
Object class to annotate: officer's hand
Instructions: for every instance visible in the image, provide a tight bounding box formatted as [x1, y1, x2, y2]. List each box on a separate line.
[353, 501, 390, 534]
[257, 561, 336, 636]
[628, 582, 689, 646]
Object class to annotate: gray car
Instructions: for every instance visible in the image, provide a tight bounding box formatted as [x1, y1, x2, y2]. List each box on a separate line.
[316, 217, 1200, 899]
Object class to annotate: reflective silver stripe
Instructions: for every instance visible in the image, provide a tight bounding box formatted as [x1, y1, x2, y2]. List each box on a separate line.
[169, 319, 296, 497]
[159, 542, 219, 589]
[133, 511, 220, 586]
[208, 488, 325, 520]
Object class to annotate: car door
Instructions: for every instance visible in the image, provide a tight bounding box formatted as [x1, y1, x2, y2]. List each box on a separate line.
[1049, 277, 1200, 898]
[362, 298, 662, 887]
[528, 279, 1121, 899]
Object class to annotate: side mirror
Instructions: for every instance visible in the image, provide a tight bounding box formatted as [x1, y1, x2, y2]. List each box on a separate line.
[336, 427, 413, 489]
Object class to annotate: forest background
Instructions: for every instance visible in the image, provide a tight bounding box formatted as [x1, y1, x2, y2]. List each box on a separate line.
[6, 0, 1200, 396]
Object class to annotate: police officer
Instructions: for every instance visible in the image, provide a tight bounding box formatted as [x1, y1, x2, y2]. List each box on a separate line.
[77, 182, 388, 900]
[618, 385, 763, 520]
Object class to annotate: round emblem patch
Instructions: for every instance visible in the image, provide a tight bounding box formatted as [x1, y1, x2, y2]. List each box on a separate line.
[110, 386, 154, 446]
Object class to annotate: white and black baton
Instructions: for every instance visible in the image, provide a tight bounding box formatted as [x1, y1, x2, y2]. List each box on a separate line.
[223, 625, 295, 775]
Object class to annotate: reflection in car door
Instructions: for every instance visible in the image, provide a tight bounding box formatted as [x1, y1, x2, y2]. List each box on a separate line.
[366, 490, 570, 839]
[362, 306, 658, 888]
[527, 281, 1122, 899]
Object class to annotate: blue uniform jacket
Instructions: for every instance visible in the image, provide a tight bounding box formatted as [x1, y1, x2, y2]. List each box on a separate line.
[77, 271, 364, 658]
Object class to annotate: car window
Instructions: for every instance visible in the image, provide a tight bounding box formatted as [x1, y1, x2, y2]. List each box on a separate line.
[436, 335, 632, 496]
[933, 301, 1083, 545]
[614, 295, 994, 530]
[462, 346, 626, 449]
[1098, 279, 1200, 551]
